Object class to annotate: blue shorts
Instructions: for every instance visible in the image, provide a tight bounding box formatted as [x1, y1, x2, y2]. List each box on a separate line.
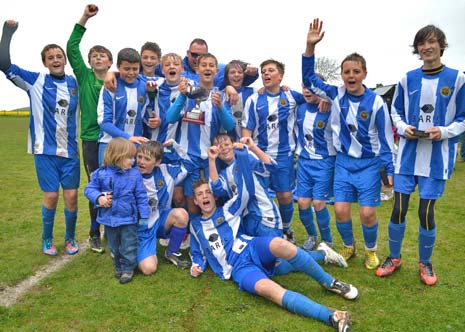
[34, 154, 80, 192]
[269, 155, 295, 192]
[296, 156, 335, 200]
[333, 154, 381, 206]
[394, 174, 445, 200]
[243, 213, 283, 238]
[231, 236, 277, 294]
[137, 209, 171, 263]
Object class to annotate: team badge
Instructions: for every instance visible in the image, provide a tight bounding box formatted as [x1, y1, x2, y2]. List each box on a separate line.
[216, 217, 224, 225]
[440, 86, 451, 97]
[71, 89, 77, 96]
[360, 110, 369, 120]
[280, 99, 288, 106]
[317, 120, 325, 128]
[139, 96, 145, 104]
[157, 179, 165, 188]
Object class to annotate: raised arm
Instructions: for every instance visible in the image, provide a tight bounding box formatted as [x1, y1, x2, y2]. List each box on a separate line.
[0, 21, 18, 72]
[304, 18, 325, 57]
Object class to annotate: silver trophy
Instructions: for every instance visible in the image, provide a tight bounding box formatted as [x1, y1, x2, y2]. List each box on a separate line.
[183, 84, 210, 125]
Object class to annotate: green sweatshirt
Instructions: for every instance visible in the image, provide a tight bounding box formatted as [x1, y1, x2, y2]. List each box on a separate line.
[66, 24, 103, 141]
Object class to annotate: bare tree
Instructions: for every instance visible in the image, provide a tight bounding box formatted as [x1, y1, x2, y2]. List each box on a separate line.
[315, 56, 340, 83]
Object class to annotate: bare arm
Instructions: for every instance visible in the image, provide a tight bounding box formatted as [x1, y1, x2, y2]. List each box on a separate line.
[304, 18, 325, 57]
[78, 4, 98, 27]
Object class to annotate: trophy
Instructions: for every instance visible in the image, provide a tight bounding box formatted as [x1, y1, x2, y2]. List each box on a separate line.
[182, 84, 210, 125]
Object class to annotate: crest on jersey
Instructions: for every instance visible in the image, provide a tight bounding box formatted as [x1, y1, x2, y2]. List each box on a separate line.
[71, 89, 77, 96]
[157, 179, 165, 188]
[215, 217, 224, 225]
[317, 120, 325, 128]
[440, 86, 451, 97]
[360, 111, 369, 120]
[139, 96, 145, 104]
[280, 99, 288, 106]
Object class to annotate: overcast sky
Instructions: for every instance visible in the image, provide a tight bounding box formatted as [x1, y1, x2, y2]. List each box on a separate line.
[0, 0, 464, 110]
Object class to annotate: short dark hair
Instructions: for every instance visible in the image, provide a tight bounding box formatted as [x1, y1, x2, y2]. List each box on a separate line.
[117, 48, 140, 66]
[88, 45, 113, 63]
[260, 59, 285, 75]
[189, 38, 208, 50]
[41, 44, 66, 62]
[140, 41, 162, 59]
[341, 53, 367, 72]
[412, 25, 448, 56]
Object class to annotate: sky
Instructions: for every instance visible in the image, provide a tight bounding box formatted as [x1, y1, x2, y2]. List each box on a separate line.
[0, 0, 464, 110]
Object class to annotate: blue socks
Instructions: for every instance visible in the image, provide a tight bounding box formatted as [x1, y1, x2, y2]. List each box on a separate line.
[280, 202, 294, 231]
[41, 205, 56, 240]
[282, 290, 333, 324]
[419, 226, 436, 263]
[362, 222, 378, 249]
[299, 207, 316, 236]
[388, 221, 406, 258]
[167, 225, 187, 255]
[315, 207, 333, 244]
[336, 219, 353, 247]
[64, 208, 77, 240]
[287, 247, 332, 287]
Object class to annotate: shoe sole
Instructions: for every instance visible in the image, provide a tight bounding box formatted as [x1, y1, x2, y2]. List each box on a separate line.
[165, 257, 189, 269]
[90, 247, 105, 254]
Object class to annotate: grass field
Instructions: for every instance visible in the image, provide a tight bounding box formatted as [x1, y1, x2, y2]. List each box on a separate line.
[0, 116, 464, 331]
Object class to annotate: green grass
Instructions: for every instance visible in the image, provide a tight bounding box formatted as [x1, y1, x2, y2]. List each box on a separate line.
[1, 116, 464, 331]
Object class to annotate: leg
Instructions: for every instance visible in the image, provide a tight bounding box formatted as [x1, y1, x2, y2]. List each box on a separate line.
[313, 200, 333, 245]
[298, 197, 317, 250]
[164, 208, 190, 268]
[359, 205, 380, 269]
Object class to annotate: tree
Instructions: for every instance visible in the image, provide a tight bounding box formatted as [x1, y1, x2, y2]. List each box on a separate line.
[315, 56, 339, 83]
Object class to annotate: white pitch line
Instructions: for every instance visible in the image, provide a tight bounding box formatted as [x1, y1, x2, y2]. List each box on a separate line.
[0, 241, 89, 308]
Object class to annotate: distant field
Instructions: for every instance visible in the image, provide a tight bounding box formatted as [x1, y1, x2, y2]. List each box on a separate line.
[0, 110, 30, 116]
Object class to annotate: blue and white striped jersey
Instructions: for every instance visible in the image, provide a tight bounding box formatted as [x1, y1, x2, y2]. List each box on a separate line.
[242, 89, 304, 160]
[302, 55, 394, 173]
[142, 163, 187, 229]
[391, 67, 465, 179]
[295, 101, 336, 159]
[5, 64, 79, 159]
[229, 86, 256, 141]
[190, 149, 251, 280]
[166, 89, 235, 167]
[210, 150, 281, 229]
[97, 76, 148, 143]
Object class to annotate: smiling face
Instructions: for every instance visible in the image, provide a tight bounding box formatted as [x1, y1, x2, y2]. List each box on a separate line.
[260, 62, 283, 94]
[118, 60, 140, 84]
[226, 63, 245, 90]
[187, 42, 208, 70]
[136, 151, 159, 175]
[341, 60, 366, 96]
[213, 134, 235, 164]
[196, 55, 218, 88]
[42, 47, 66, 76]
[141, 49, 160, 77]
[193, 182, 217, 217]
[417, 33, 442, 68]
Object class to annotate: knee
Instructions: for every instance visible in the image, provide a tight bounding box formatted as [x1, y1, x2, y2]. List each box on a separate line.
[139, 259, 158, 276]
[173, 208, 189, 227]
